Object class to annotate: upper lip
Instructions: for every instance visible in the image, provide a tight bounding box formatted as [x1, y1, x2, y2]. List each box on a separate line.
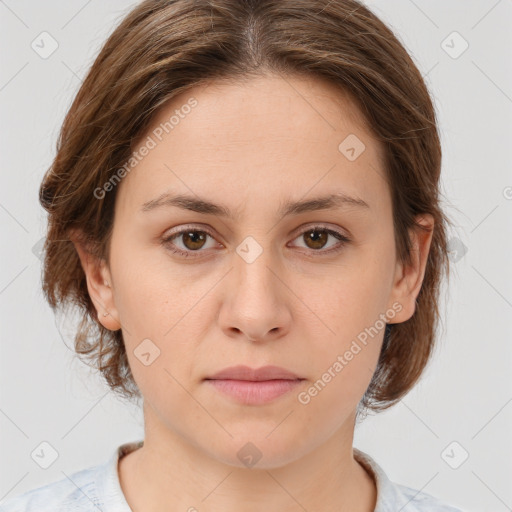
[205, 365, 303, 381]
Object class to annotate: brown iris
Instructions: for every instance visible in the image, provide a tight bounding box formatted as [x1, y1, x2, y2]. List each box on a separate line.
[182, 231, 207, 250]
[303, 229, 329, 250]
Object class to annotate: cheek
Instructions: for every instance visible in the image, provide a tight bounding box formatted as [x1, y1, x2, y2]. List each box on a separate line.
[109, 243, 214, 384]
[299, 252, 391, 396]
[316, 255, 392, 339]
[111, 240, 190, 328]
[299, 282, 385, 417]
[297, 345, 380, 432]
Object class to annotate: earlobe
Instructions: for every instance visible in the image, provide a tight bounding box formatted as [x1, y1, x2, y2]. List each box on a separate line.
[387, 214, 434, 324]
[70, 233, 121, 331]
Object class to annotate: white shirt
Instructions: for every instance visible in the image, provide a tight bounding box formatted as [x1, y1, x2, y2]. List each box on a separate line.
[0, 440, 464, 511]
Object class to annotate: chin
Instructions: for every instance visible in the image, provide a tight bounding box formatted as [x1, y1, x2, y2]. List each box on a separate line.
[204, 431, 311, 470]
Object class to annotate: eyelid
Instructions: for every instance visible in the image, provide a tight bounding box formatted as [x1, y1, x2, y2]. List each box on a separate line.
[162, 223, 219, 243]
[289, 222, 350, 240]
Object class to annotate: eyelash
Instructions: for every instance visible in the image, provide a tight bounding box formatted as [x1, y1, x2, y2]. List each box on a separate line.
[161, 224, 351, 259]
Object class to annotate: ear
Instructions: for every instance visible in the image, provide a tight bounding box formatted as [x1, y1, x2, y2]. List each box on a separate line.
[386, 214, 434, 324]
[69, 230, 121, 331]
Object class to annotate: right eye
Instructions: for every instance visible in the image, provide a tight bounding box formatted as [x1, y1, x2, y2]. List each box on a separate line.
[161, 226, 222, 258]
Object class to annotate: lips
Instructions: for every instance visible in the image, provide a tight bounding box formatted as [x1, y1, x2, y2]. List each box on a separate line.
[204, 365, 305, 405]
[205, 365, 303, 382]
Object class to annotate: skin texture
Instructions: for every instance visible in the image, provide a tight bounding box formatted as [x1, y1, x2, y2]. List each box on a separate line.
[74, 74, 434, 512]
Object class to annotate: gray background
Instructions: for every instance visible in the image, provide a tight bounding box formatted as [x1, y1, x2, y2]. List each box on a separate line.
[1, 1, 511, 510]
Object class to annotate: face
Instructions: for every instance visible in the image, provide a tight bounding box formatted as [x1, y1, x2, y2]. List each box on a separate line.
[76, 74, 432, 469]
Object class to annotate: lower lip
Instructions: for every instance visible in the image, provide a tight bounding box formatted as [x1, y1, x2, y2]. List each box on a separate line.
[205, 379, 304, 405]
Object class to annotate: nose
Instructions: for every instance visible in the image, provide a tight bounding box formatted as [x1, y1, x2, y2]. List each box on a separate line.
[218, 244, 292, 343]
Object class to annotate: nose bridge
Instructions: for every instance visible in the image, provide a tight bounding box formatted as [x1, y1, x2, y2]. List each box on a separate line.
[233, 234, 281, 300]
[219, 233, 291, 341]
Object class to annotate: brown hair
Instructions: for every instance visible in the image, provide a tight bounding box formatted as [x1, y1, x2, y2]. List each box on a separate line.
[39, 0, 453, 410]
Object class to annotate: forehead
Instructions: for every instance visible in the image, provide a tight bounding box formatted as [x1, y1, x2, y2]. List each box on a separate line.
[142, 74, 374, 147]
[117, 74, 388, 216]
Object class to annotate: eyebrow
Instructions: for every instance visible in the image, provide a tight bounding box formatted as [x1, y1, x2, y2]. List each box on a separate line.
[140, 191, 370, 220]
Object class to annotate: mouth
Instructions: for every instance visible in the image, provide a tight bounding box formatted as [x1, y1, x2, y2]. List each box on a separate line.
[205, 378, 305, 405]
[204, 365, 305, 405]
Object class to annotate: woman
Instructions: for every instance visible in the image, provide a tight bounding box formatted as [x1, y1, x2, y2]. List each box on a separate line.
[1, 0, 463, 510]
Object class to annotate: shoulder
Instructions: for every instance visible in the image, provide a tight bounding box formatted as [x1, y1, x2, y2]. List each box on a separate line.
[353, 448, 465, 512]
[0, 441, 140, 512]
[391, 482, 464, 511]
[0, 465, 102, 512]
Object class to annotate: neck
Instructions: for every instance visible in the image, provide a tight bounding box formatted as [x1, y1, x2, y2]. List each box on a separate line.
[118, 409, 376, 512]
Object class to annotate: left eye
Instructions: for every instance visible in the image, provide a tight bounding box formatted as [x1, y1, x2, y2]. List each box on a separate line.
[162, 225, 350, 257]
[289, 227, 350, 253]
